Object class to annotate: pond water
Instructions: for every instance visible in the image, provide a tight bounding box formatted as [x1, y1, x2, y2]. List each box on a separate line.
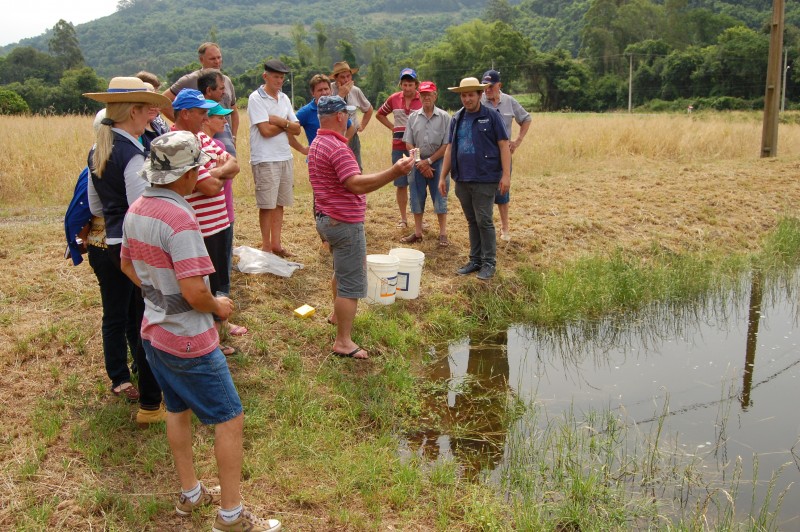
[405, 272, 800, 526]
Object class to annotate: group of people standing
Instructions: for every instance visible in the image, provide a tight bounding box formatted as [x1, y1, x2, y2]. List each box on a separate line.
[67, 39, 532, 530]
[77, 41, 279, 531]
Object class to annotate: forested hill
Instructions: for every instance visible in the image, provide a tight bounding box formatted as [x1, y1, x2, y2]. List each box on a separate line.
[0, 0, 783, 79]
[2, 0, 486, 78]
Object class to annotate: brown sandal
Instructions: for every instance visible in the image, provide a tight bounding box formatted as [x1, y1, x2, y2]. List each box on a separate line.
[112, 382, 140, 402]
[400, 233, 423, 244]
[438, 235, 450, 247]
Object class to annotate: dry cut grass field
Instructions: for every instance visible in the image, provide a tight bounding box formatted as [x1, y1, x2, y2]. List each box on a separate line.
[2, 111, 800, 529]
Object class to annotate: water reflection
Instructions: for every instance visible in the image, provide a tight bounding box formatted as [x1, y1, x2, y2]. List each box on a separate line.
[406, 331, 512, 480]
[411, 271, 800, 524]
[741, 270, 763, 410]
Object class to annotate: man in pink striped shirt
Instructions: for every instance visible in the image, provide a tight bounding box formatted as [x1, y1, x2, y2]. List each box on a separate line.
[173, 89, 240, 356]
[309, 96, 414, 360]
[121, 131, 282, 532]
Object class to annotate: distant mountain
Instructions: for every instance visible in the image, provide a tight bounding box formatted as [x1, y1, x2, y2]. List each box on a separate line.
[1, 0, 485, 78]
[0, 0, 782, 80]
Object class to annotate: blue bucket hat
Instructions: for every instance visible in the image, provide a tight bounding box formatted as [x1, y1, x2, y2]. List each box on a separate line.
[317, 95, 356, 116]
[172, 89, 217, 111]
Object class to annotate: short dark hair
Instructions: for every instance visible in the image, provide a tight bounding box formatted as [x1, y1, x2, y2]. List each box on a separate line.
[197, 69, 223, 97]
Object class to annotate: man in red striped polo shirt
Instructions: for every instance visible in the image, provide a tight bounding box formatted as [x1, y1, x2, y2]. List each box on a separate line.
[376, 68, 422, 230]
[173, 89, 241, 355]
[309, 96, 414, 360]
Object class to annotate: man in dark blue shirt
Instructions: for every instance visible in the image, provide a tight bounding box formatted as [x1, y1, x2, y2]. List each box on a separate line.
[439, 77, 510, 280]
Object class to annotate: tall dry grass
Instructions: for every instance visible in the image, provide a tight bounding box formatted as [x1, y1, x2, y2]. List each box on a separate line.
[4, 111, 800, 208]
[3, 110, 800, 529]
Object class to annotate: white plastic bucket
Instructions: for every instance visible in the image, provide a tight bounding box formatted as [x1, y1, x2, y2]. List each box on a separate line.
[389, 247, 425, 300]
[366, 254, 400, 305]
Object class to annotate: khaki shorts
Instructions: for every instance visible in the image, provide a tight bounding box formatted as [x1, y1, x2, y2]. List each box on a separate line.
[252, 160, 294, 209]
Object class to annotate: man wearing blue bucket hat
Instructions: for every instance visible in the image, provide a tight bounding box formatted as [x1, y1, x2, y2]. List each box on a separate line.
[309, 95, 414, 360]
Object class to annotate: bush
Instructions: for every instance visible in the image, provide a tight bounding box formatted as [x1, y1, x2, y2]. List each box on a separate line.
[0, 89, 29, 115]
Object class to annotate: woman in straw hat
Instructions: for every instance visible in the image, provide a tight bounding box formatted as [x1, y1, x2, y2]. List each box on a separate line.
[83, 77, 171, 427]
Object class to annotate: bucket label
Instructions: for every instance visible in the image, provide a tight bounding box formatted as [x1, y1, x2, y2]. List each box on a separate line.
[397, 272, 410, 292]
[380, 275, 397, 297]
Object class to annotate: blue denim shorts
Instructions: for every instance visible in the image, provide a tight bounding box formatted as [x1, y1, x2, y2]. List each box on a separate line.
[316, 216, 367, 299]
[143, 340, 243, 425]
[494, 189, 510, 205]
[391, 149, 410, 187]
[409, 160, 448, 214]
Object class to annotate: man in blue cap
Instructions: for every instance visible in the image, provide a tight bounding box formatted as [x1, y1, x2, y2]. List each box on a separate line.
[309, 95, 414, 360]
[172, 88, 241, 356]
[376, 67, 422, 230]
[481, 69, 531, 242]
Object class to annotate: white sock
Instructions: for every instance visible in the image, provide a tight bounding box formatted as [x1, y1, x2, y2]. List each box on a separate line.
[219, 504, 243, 523]
[182, 482, 202, 504]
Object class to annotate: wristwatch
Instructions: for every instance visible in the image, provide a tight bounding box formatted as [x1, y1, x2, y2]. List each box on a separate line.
[427, 158, 432, 165]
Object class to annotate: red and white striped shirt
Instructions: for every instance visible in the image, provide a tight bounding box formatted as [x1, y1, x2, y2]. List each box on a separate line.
[308, 129, 364, 223]
[185, 132, 230, 237]
[377, 91, 422, 151]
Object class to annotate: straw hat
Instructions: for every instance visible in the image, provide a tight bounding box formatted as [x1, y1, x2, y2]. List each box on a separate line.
[331, 61, 359, 77]
[448, 77, 488, 93]
[83, 77, 171, 108]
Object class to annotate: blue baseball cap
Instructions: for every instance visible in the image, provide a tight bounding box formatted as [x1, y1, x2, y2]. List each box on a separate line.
[482, 70, 501, 84]
[399, 68, 417, 81]
[317, 95, 356, 116]
[172, 88, 217, 110]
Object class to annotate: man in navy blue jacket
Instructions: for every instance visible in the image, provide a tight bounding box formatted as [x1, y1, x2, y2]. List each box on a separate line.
[439, 77, 510, 280]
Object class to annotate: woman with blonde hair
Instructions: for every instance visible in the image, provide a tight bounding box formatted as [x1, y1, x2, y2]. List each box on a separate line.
[83, 77, 170, 427]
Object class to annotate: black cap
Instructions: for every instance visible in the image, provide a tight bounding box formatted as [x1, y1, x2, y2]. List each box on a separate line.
[264, 59, 290, 73]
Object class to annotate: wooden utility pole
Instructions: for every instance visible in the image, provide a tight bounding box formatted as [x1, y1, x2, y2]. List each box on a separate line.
[628, 54, 633, 113]
[761, 0, 785, 158]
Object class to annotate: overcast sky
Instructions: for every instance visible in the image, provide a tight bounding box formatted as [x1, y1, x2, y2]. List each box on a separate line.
[2, 0, 118, 46]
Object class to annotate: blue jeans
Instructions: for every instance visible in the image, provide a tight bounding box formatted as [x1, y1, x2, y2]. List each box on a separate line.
[144, 340, 243, 425]
[392, 149, 410, 187]
[409, 159, 448, 214]
[88, 244, 162, 407]
[454, 181, 497, 268]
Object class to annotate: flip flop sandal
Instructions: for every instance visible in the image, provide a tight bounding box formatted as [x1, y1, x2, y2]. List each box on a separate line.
[228, 323, 248, 336]
[332, 347, 369, 360]
[221, 345, 237, 357]
[438, 235, 450, 247]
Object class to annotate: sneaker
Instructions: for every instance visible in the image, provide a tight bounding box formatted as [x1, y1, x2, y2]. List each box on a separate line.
[500, 229, 511, 242]
[456, 262, 481, 275]
[176, 484, 221, 516]
[135, 403, 166, 428]
[213, 508, 281, 532]
[477, 264, 496, 281]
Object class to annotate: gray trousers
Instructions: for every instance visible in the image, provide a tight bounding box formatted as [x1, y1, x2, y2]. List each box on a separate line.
[454, 181, 497, 267]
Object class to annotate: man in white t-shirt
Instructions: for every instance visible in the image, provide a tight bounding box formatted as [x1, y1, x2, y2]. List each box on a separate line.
[248, 59, 301, 257]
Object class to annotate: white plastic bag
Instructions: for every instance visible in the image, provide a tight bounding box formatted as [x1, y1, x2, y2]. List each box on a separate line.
[233, 246, 304, 277]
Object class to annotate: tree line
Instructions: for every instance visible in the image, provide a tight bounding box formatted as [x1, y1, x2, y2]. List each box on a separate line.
[1, 0, 798, 115]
